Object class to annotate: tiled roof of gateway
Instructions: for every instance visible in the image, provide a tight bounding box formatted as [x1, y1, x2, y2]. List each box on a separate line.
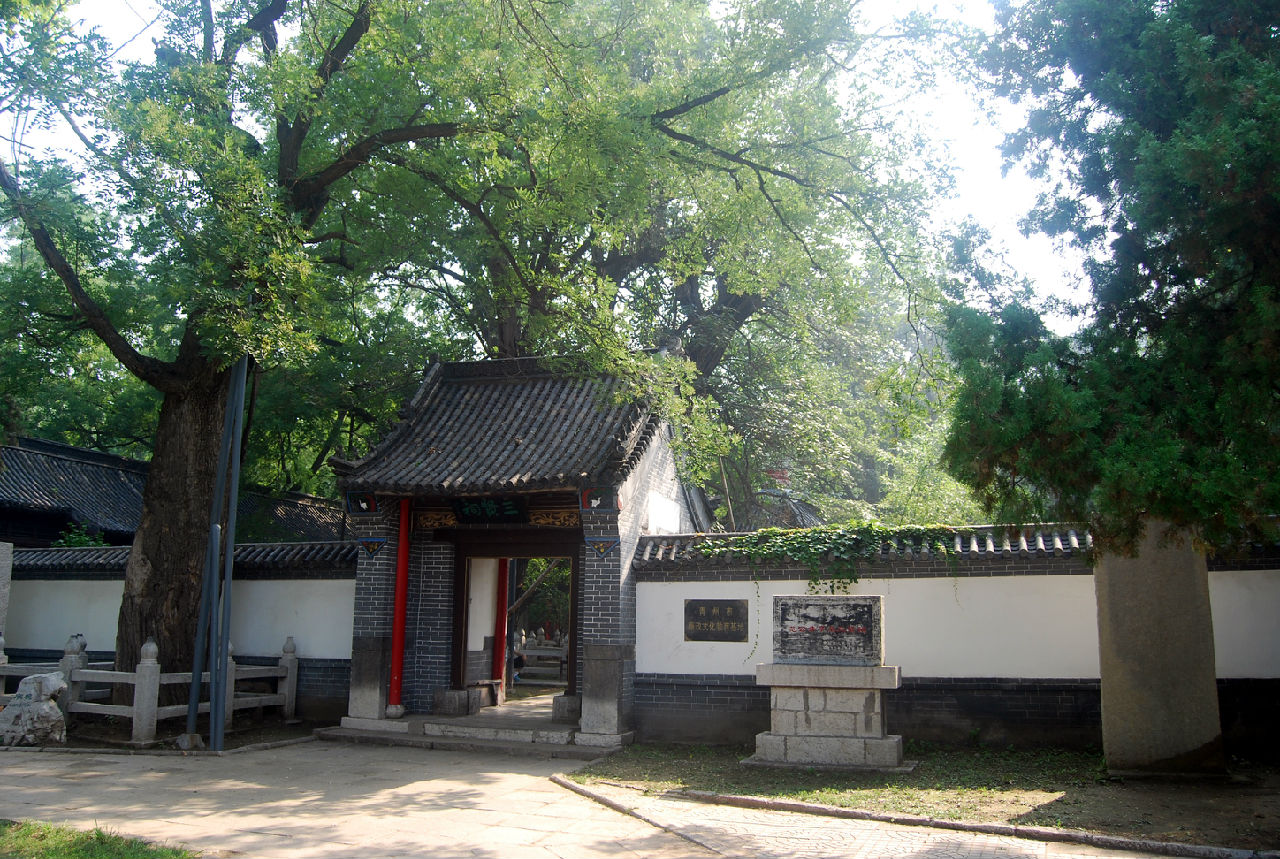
[0, 437, 345, 542]
[632, 526, 1094, 569]
[332, 358, 662, 495]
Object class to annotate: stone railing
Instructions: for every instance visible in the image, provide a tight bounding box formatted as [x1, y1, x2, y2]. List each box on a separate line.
[0, 633, 298, 746]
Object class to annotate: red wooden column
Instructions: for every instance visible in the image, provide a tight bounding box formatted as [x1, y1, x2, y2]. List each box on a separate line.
[386, 498, 411, 716]
[492, 558, 509, 683]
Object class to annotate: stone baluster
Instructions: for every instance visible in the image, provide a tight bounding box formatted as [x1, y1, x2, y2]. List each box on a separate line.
[131, 638, 160, 746]
[56, 634, 87, 721]
[279, 636, 298, 722]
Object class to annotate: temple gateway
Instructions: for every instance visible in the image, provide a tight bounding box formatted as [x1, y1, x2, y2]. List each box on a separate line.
[331, 357, 708, 747]
[324, 356, 1278, 757]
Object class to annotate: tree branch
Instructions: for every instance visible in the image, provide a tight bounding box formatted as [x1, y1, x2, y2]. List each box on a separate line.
[277, 1, 371, 195]
[219, 0, 288, 66]
[0, 160, 187, 392]
[289, 123, 461, 226]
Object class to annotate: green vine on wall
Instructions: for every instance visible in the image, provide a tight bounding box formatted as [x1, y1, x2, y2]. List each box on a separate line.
[696, 523, 958, 589]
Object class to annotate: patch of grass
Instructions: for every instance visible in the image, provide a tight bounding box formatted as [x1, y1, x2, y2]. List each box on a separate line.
[575, 741, 1106, 803]
[0, 821, 195, 859]
[571, 742, 1280, 851]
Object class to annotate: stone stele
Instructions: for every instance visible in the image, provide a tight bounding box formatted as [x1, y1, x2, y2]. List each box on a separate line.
[0, 671, 68, 746]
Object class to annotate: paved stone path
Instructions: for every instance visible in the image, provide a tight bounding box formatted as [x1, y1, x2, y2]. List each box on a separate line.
[0, 741, 1182, 858]
[570, 780, 1176, 859]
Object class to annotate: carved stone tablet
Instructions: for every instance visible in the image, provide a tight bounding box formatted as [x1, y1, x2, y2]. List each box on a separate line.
[773, 595, 882, 666]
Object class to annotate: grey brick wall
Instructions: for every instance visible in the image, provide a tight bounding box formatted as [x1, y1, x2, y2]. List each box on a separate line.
[350, 501, 397, 640]
[403, 537, 454, 713]
[236, 654, 351, 704]
[634, 672, 1106, 747]
[580, 508, 627, 646]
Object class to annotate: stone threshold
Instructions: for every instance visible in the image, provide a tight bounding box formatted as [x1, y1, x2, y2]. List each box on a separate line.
[314, 726, 614, 760]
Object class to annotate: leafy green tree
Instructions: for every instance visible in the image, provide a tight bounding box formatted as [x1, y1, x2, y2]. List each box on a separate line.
[943, 0, 1278, 771]
[947, 0, 1279, 548]
[0, 0, 961, 677]
[352, 1, 963, 516]
[0, 0, 515, 674]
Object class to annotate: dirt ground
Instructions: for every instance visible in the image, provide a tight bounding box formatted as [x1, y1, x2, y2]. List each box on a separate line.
[977, 763, 1279, 850]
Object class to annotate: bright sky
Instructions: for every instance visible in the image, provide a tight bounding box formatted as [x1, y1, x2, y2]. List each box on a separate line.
[67, 0, 1087, 317]
[871, 0, 1088, 317]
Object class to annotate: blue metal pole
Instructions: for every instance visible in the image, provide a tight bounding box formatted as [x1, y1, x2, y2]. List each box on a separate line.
[212, 354, 249, 751]
[187, 367, 240, 736]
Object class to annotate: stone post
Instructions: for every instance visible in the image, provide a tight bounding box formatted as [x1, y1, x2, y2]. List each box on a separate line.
[0, 542, 10, 663]
[131, 639, 160, 746]
[1094, 520, 1224, 774]
[56, 634, 88, 721]
[577, 643, 635, 745]
[279, 636, 299, 722]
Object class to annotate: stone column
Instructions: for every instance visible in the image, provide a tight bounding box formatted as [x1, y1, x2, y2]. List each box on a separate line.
[130, 639, 161, 746]
[279, 637, 298, 722]
[1094, 521, 1224, 774]
[574, 500, 635, 746]
[0, 542, 10, 664]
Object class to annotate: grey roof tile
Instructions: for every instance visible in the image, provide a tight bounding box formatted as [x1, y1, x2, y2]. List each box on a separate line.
[333, 357, 660, 495]
[1, 438, 344, 541]
[631, 526, 1095, 570]
[14, 541, 359, 573]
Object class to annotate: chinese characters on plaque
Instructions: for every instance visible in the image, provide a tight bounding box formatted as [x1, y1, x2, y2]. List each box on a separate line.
[683, 599, 749, 642]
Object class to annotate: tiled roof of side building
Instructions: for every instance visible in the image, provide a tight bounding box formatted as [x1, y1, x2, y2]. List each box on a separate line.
[332, 357, 662, 495]
[0, 442, 147, 533]
[632, 526, 1094, 569]
[14, 541, 360, 573]
[1, 437, 346, 542]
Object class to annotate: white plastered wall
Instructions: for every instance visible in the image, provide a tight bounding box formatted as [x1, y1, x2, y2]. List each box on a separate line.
[8, 578, 355, 660]
[7, 579, 124, 653]
[229, 579, 355, 660]
[1209, 569, 1280, 677]
[467, 558, 499, 651]
[636, 576, 1101, 678]
[637, 570, 1280, 679]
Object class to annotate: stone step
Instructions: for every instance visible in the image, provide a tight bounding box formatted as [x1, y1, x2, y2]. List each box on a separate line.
[419, 721, 575, 745]
[314, 726, 613, 760]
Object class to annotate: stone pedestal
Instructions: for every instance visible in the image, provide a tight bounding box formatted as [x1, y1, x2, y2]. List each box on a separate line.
[432, 687, 484, 715]
[552, 693, 582, 723]
[347, 635, 390, 720]
[748, 595, 906, 770]
[750, 663, 904, 768]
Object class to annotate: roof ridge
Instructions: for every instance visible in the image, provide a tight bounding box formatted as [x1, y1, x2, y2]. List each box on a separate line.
[8, 438, 149, 474]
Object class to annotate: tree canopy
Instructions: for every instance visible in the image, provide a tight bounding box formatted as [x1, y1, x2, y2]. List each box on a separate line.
[943, 0, 1280, 552]
[0, 0, 973, 670]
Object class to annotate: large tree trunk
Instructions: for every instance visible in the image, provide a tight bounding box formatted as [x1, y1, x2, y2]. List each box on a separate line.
[1094, 519, 1225, 774]
[114, 366, 232, 691]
